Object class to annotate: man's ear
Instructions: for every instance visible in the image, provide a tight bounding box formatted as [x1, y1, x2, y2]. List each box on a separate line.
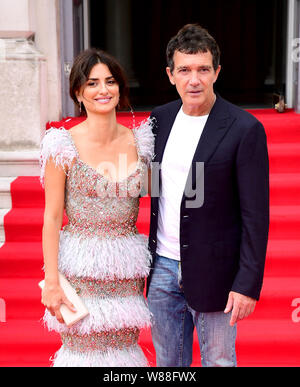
[213, 65, 221, 83]
[166, 67, 175, 86]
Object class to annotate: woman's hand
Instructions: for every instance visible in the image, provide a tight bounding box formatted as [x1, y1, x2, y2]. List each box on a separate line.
[41, 282, 76, 324]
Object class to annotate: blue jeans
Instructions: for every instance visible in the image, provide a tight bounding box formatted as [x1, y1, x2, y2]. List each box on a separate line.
[147, 255, 237, 367]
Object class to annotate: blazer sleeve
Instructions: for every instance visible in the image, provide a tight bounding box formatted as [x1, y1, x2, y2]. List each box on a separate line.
[231, 121, 270, 300]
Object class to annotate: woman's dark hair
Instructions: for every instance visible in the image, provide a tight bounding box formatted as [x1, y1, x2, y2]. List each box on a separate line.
[69, 48, 130, 115]
[166, 24, 221, 73]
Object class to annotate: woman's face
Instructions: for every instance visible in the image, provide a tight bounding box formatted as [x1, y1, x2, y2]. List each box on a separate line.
[77, 62, 120, 115]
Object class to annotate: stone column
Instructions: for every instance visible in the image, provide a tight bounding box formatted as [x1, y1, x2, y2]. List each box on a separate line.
[0, 0, 62, 176]
[0, 32, 46, 175]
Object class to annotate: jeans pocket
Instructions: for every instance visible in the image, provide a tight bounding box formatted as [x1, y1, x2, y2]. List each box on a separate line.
[148, 257, 178, 301]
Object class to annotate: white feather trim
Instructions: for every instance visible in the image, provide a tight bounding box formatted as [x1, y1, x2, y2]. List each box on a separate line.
[52, 344, 149, 367]
[40, 127, 76, 187]
[58, 230, 152, 280]
[43, 295, 151, 335]
[133, 118, 155, 167]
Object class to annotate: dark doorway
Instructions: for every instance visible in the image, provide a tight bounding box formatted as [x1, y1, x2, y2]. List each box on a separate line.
[90, 0, 287, 110]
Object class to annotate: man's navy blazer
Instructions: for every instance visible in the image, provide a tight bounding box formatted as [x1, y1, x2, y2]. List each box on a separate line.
[147, 95, 270, 313]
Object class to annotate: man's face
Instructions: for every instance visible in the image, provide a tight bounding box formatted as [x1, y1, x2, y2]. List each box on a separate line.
[166, 50, 221, 115]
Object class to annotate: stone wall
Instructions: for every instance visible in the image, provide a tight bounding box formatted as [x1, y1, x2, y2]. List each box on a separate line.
[0, 34, 47, 151]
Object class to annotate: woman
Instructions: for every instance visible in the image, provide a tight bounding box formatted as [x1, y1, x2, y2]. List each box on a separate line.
[40, 49, 154, 366]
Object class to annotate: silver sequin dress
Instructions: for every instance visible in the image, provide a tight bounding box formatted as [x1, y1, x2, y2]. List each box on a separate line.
[40, 120, 154, 367]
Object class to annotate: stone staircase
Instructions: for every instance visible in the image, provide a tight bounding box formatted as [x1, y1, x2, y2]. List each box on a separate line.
[0, 150, 40, 247]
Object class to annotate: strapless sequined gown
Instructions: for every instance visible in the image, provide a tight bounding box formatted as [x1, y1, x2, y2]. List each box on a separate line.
[40, 120, 154, 367]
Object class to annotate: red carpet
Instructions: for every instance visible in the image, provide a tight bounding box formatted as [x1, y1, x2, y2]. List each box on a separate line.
[1, 110, 300, 367]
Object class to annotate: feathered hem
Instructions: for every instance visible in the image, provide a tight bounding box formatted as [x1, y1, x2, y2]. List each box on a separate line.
[58, 230, 152, 280]
[52, 344, 149, 367]
[43, 295, 152, 335]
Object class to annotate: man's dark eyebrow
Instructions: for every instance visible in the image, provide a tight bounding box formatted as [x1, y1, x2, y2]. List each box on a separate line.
[176, 65, 212, 70]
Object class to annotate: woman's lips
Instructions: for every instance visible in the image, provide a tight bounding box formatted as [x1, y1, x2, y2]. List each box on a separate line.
[95, 97, 112, 104]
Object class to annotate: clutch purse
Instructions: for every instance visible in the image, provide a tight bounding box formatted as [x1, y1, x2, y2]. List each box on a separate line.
[38, 272, 89, 328]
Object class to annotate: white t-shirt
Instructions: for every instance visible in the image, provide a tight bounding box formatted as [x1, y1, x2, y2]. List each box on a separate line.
[156, 107, 209, 261]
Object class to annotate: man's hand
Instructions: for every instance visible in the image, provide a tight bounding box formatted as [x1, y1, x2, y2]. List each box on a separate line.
[224, 291, 256, 326]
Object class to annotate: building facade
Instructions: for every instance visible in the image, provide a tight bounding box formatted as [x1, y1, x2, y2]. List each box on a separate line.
[0, 0, 299, 177]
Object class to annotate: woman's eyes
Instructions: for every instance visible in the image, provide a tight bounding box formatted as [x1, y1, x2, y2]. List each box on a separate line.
[87, 80, 116, 87]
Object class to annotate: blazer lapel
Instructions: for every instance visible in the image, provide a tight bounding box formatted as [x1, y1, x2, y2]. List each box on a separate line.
[183, 96, 236, 201]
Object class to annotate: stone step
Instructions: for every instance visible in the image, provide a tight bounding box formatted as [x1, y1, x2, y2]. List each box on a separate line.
[0, 177, 16, 209]
[0, 208, 11, 244]
[0, 151, 40, 177]
[0, 177, 16, 244]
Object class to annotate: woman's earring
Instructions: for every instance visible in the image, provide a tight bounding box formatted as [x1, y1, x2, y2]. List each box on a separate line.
[78, 101, 82, 114]
[130, 106, 136, 129]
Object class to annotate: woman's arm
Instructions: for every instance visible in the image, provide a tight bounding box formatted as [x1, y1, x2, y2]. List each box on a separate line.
[41, 158, 76, 323]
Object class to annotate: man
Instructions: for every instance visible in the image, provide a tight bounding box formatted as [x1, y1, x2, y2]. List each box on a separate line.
[147, 24, 269, 367]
